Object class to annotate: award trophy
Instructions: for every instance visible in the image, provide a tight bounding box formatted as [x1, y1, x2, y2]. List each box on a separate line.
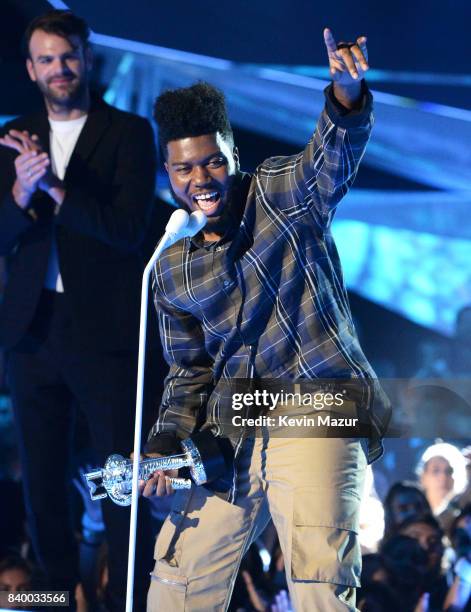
[85, 437, 208, 506]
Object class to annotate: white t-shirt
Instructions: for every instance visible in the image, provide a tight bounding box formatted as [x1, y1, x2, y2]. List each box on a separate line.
[44, 114, 88, 292]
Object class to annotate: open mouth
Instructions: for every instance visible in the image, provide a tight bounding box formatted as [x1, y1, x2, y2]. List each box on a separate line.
[192, 191, 221, 214]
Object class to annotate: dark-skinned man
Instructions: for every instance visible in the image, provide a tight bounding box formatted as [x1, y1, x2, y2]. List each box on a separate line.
[141, 27, 390, 612]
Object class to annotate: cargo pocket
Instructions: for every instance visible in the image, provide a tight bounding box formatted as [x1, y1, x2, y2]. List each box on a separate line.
[154, 488, 193, 567]
[148, 490, 193, 612]
[291, 487, 361, 587]
[148, 565, 188, 612]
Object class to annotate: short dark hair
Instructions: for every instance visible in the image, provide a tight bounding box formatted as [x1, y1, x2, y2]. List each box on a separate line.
[23, 10, 90, 58]
[397, 512, 443, 536]
[153, 82, 234, 156]
[383, 480, 431, 540]
[0, 554, 33, 578]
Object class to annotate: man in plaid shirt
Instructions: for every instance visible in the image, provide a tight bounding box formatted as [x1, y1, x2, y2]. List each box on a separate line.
[143, 28, 390, 611]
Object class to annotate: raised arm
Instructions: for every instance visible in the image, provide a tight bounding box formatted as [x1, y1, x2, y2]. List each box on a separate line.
[256, 28, 373, 229]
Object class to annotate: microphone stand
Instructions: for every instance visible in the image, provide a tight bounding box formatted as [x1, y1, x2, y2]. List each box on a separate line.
[125, 211, 205, 612]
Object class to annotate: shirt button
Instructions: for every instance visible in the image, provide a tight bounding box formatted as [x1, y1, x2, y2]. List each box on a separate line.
[223, 280, 231, 287]
[215, 246, 223, 252]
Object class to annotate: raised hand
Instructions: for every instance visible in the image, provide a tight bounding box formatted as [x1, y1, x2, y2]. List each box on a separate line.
[0, 129, 62, 208]
[0, 132, 49, 209]
[0, 129, 42, 154]
[323, 28, 369, 85]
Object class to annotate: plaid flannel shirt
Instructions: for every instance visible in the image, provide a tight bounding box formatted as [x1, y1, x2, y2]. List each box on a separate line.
[147, 84, 391, 499]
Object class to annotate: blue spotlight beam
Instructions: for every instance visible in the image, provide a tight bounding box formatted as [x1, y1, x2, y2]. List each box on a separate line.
[246, 65, 471, 88]
[337, 190, 471, 240]
[333, 220, 471, 336]
[88, 35, 471, 191]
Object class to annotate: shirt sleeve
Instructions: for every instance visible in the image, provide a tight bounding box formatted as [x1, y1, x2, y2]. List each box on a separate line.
[145, 270, 215, 454]
[255, 81, 373, 229]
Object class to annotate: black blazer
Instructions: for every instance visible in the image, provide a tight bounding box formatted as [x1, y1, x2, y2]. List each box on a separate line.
[0, 97, 158, 351]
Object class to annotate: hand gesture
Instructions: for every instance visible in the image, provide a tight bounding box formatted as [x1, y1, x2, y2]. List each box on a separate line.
[323, 28, 369, 85]
[0, 130, 50, 209]
[0, 129, 43, 155]
[0, 129, 64, 208]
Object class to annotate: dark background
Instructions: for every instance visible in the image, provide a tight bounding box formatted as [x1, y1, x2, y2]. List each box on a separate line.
[2, 0, 471, 113]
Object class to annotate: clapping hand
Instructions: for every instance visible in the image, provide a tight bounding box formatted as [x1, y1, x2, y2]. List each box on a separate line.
[0, 130, 50, 208]
[0, 129, 62, 208]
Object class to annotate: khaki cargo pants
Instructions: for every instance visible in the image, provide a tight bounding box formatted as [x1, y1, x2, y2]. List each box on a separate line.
[147, 434, 367, 611]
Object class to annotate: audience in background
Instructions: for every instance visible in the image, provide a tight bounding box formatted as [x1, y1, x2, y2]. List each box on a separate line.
[397, 514, 449, 610]
[0, 555, 34, 608]
[383, 481, 432, 541]
[417, 442, 468, 530]
[378, 534, 430, 610]
[2, 437, 471, 609]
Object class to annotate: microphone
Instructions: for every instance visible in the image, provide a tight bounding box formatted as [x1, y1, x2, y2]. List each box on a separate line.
[163, 209, 207, 247]
[164, 209, 190, 243]
[186, 210, 207, 237]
